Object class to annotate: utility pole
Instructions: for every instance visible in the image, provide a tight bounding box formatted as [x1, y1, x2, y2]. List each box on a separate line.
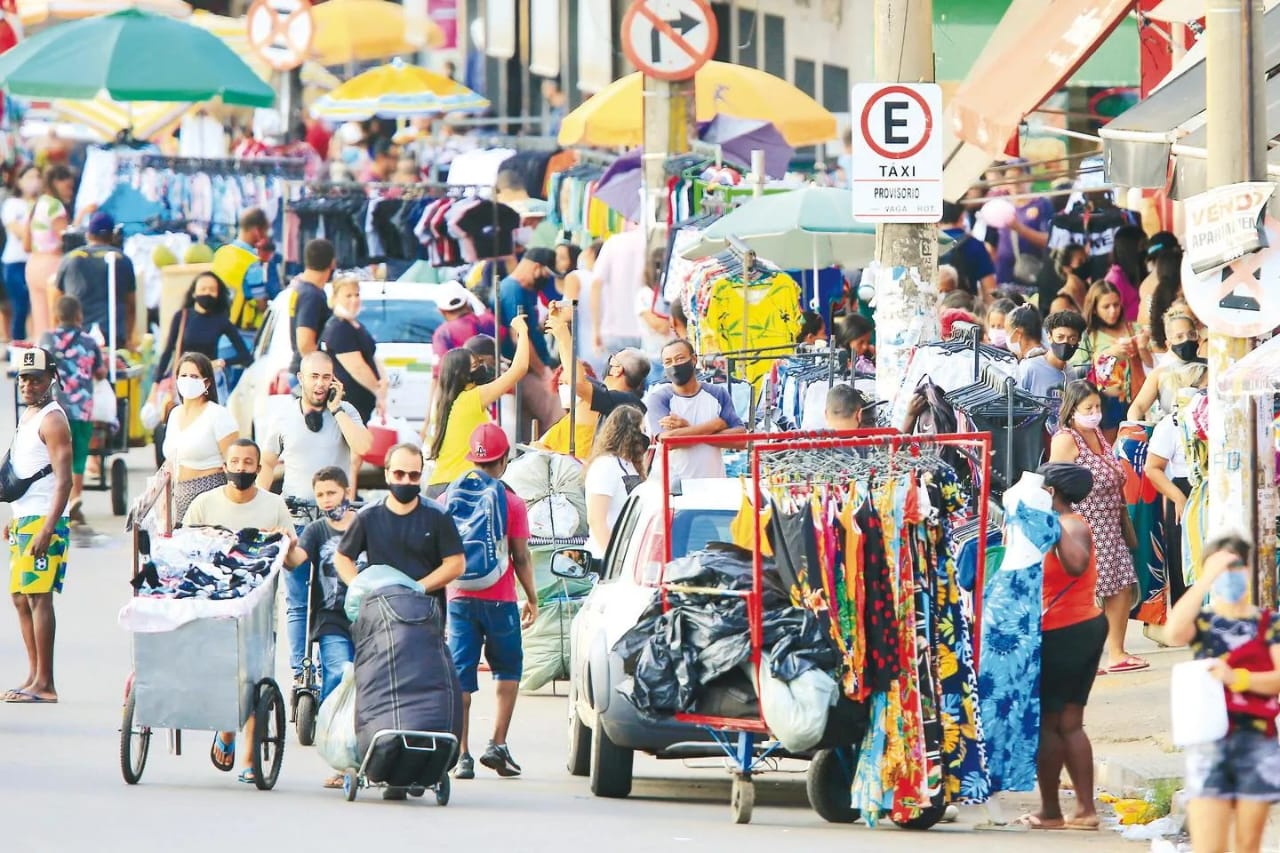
[642, 76, 695, 255]
[1204, 0, 1269, 602]
[872, 0, 940, 414]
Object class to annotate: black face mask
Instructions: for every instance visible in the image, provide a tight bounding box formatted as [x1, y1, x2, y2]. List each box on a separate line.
[1172, 340, 1202, 363]
[227, 470, 257, 490]
[387, 483, 420, 504]
[304, 409, 325, 433]
[194, 294, 219, 312]
[1049, 342, 1079, 363]
[665, 361, 696, 386]
[471, 365, 494, 385]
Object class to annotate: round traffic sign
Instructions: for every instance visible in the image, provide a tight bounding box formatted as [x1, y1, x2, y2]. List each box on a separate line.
[859, 85, 934, 160]
[621, 0, 718, 82]
[247, 0, 315, 73]
[1182, 216, 1280, 338]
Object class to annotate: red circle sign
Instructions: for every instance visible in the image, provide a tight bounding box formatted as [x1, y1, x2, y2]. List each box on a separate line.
[621, 0, 718, 82]
[859, 85, 933, 160]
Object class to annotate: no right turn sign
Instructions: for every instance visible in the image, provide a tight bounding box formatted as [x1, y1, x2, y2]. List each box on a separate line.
[850, 82, 943, 223]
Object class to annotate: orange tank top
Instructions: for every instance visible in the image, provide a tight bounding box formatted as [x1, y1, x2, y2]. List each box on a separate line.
[1042, 543, 1101, 632]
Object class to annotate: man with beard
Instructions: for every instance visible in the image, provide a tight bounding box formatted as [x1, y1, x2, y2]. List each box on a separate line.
[258, 350, 371, 686]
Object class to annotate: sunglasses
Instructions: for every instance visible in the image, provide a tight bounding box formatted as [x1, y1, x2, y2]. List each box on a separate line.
[389, 469, 423, 482]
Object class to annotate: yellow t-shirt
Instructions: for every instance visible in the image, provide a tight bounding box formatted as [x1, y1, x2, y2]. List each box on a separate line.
[428, 387, 490, 485]
[537, 413, 598, 459]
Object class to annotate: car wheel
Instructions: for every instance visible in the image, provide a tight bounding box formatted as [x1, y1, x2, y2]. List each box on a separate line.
[566, 690, 591, 777]
[589, 717, 633, 799]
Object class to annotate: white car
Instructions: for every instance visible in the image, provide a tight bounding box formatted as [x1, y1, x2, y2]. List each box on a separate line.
[227, 279, 448, 441]
[560, 476, 744, 799]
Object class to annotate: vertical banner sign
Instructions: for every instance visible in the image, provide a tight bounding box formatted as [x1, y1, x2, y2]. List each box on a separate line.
[850, 82, 943, 223]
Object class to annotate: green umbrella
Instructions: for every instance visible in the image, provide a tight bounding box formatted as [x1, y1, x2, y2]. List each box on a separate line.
[0, 9, 274, 106]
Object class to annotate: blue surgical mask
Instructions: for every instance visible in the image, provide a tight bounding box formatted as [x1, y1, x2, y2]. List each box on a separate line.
[1211, 570, 1249, 605]
[324, 500, 350, 522]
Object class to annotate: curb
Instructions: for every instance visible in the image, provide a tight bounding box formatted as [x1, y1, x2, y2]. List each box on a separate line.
[1092, 756, 1181, 798]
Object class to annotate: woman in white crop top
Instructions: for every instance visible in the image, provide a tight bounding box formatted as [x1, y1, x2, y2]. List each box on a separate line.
[162, 352, 239, 522]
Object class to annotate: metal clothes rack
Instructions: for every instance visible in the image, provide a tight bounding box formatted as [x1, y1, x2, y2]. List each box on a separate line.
[137, 154, 307, 179]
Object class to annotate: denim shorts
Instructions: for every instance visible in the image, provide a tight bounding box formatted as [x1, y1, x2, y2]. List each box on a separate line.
[447, 598, 522, 693]
[1185, 729, 1280, 801]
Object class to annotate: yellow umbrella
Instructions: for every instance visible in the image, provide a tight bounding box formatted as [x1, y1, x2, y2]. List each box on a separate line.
[311, 58, 487, 120]
[310, 0, 444, 67]
[188, 11, 340, 91]
[50, 93, 192, 141]
[17, 0, 189, 27]
[558, 62, 837, 148]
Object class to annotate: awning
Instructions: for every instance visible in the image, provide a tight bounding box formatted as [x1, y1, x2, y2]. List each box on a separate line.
[947, 0, 1134, 157]
[1101, 1, 1280, 190]
[1217, 333, 1280, 397]
[1168, 68, 1280, 202]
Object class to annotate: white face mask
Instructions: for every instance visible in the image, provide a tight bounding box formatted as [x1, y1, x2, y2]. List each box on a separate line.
[177, 376, 207, 400]
[332, 304, 355, 320]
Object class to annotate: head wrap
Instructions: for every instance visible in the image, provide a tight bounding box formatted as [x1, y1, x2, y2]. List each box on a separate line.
[1037, 462, 1094, 505]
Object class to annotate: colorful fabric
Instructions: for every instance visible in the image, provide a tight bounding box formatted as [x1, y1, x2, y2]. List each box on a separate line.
[700, 270, 802, 388]
[8, 515, 69, 594]
[44, 326, 103, 422]
[1062, 427, 1137, 598]
[1181, 396, 1210, 586]
[858, 498, 901, 693]
[1114, 422, 1168, 624]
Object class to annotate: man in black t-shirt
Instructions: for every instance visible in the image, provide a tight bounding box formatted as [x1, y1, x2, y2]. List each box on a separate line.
[334, 443, 464, 616]
[547, 302, 648, 423]
[288, 239, 336, 376]
[53, 212, 137, 348]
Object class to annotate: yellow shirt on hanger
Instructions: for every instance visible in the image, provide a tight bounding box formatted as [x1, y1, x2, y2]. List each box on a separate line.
[702, 271, 803, 387]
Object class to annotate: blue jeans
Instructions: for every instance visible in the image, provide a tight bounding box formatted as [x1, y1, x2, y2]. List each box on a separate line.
[284, 562, 309, 677]
[317, 633, 355, 703]
[3, 261, 28, 341]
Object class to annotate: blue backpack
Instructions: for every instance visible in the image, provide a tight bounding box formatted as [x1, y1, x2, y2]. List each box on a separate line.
[444, 470, 509, 590]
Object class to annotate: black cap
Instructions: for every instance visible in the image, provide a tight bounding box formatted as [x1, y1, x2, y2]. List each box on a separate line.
[522, 247, 557, 268]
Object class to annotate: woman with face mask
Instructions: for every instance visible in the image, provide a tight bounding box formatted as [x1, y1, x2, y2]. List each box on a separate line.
[1126, 310, 1205, 422]
[1165, 534, 1280, 853]
[1049, 380, 1144, 675]
[320, 277, 386, 426]
[2, 165, 42, 342]
[422, 315, 530, 499]
[151, 272, 252, 394]
[161, 352, 241, 523]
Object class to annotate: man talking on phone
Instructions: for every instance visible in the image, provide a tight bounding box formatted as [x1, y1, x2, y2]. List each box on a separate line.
[259, 349, 372, 686]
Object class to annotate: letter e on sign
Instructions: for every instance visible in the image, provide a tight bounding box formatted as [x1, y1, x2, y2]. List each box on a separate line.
[850, 83, 943, 223]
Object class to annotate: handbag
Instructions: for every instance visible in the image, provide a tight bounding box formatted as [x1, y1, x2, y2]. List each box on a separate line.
[154, 309, 188, 419]
[0, 449, 52, 504]
[1223, 609, 1280, 731]
[91, 378, 118, 426]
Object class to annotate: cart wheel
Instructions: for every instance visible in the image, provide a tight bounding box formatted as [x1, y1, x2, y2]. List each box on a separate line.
[343, 772, 359, 802]
[407, 784, 426, 798]
[435, 774, 451, 807]
[730, 774, 754, 824]
[893, 803, 947, 831]
[153, 424, 166, 468]
[119, 690, 151, 785]
[110, 457, 129, 516]
[807, 748, 861, 824]
[251, 679, 285, 791]
[294, 692, 317, 747]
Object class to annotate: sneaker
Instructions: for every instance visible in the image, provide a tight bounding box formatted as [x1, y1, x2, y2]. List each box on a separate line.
[454, 753, 475, 779]
[479, 741, 522, 777]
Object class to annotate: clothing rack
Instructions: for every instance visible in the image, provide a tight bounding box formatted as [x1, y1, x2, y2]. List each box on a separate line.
[137, 154, 306, 179]
[573, 149, 620, 168]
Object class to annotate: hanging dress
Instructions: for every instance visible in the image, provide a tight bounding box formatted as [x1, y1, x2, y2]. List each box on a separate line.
[1180, 393, 1210, 585]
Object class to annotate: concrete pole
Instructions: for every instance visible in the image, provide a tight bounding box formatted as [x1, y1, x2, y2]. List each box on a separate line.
[642, 75, 695, 256]
[1204, 0, 1269, 602]
[872, 0, 940, 414]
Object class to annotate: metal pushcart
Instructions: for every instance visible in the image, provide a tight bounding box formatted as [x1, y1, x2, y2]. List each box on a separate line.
[119, 470, 287, 790]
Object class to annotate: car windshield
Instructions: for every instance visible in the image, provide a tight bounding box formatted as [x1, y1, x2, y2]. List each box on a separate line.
[671, 509, 737, 558]
[357, 298, 444, 343]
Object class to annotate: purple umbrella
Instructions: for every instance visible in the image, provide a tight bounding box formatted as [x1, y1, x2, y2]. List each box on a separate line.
[698, 115, 794, 179]
[593, 148, 643, 223]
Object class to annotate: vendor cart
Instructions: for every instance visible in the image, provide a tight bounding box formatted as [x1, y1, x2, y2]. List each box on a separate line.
[118, 469, 287, 790]
[656, 429, 993, 826]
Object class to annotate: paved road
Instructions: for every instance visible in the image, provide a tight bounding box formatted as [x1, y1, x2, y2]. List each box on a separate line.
[0, 391, 1134, 852]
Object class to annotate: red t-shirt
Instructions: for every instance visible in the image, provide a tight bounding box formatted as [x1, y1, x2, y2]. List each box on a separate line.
[446, 487, 529, 603]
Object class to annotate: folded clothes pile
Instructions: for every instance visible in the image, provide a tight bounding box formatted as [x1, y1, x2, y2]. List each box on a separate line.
[131, 527, 284, 601]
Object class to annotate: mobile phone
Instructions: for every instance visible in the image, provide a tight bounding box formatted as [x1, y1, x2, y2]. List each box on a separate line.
[327, 387, 337, 404]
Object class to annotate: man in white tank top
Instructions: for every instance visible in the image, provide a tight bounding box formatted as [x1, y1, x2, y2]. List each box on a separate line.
[4, 346, 72, 704]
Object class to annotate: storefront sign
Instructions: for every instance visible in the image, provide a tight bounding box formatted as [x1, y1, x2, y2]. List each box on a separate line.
[1184, 181, 1275, 276]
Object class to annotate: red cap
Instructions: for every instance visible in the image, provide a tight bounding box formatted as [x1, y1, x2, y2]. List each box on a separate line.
[465, 423, 510, 463]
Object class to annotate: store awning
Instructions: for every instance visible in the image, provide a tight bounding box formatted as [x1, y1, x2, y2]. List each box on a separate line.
[947, 0, 1134, 157]
[1101, 1, 1280, 190]
[1217, 333, 1280, 397]
[1168, 70, 1280, 202]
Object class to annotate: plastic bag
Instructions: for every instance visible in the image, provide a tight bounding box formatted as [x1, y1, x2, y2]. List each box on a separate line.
[503, 450, 588, 537]
[344, 563, 422, 623]
[518, 597, 585, 692]
[315, 663, 361, 771]
[1171, 659, 1228, 746]
[91, 379, 118, 426]
[758, 655, 838, 752]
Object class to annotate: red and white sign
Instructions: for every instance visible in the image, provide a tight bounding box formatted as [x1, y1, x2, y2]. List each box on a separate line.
[850, 83, 943, 223]
[247, 0, 314, 73]
[621, 0, 717, 82]
[1182, 216, 1280, 338]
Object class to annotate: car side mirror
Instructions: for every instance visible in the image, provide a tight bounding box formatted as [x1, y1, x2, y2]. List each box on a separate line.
[550, 547, 594, 580]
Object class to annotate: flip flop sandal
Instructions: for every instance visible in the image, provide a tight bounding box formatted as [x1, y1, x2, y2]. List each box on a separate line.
[238, 768, 256, 784]
[1013, 813, 1065, 830]
[210, 734, 236, 772]
[4, 689, 57, 703]
[323, 776, 345, 789]
[1108, 657, 1150, 674]
[1064, 818, 1100, 831]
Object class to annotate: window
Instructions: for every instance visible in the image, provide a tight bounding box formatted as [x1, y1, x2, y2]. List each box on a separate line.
[822, 63, 850, 113]
[604, 498, 642, 581]
[356, 299, 445, 344]
[737, 8, 757, 69]
[763, 15, 785, 78]
[712, 1, 731, 62]
[794, 58, 816, 98]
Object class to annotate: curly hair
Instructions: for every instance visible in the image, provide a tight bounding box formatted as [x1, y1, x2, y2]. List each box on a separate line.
[583, 405, 650, 481]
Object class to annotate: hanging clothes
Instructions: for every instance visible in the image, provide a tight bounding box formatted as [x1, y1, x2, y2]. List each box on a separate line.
[1114, 422, 1168, 624]
[697, 263, 803, 389]
[1180, 392, 1210, 586]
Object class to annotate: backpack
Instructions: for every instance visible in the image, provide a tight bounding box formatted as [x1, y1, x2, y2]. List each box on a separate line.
[444, 470, 510, 591]
[941, 234, 977, 295]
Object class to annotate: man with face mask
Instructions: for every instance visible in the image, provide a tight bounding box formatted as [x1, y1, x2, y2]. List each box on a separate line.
[643, 339, 744, 485]
[3, 347, 72, 704]
[1018, 310, 1085, 432]
[498, 247, 562, 443]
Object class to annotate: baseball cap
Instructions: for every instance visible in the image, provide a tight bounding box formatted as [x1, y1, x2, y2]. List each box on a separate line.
[464, 334, 497, 356]
[433, 281, 472, 312]
[465, 422, 510, 463]
[88, 211, 115, 236]
[522, 247, 557, 269]
[16, 346, 54, 375]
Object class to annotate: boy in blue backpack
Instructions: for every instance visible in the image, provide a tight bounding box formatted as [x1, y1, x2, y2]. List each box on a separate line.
[444, 423, 536, 779]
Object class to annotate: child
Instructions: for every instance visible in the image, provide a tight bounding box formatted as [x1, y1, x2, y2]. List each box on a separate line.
[796, 311, 827, 346]
[1071, 281, 1149, 441]
[834, 313, 875, 373]
[984, 297, 1018, 349]
[1018, 309, 1086, 432]
[39, 295, 104, 526]
[290, 465, 360, 788]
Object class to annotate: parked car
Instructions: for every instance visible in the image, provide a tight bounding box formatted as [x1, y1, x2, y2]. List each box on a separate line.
[227, 280, 446, 441]
[559, 476, 744, 799]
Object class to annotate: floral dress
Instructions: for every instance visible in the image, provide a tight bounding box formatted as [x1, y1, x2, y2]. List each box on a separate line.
[1061, 427, 1138, 597]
